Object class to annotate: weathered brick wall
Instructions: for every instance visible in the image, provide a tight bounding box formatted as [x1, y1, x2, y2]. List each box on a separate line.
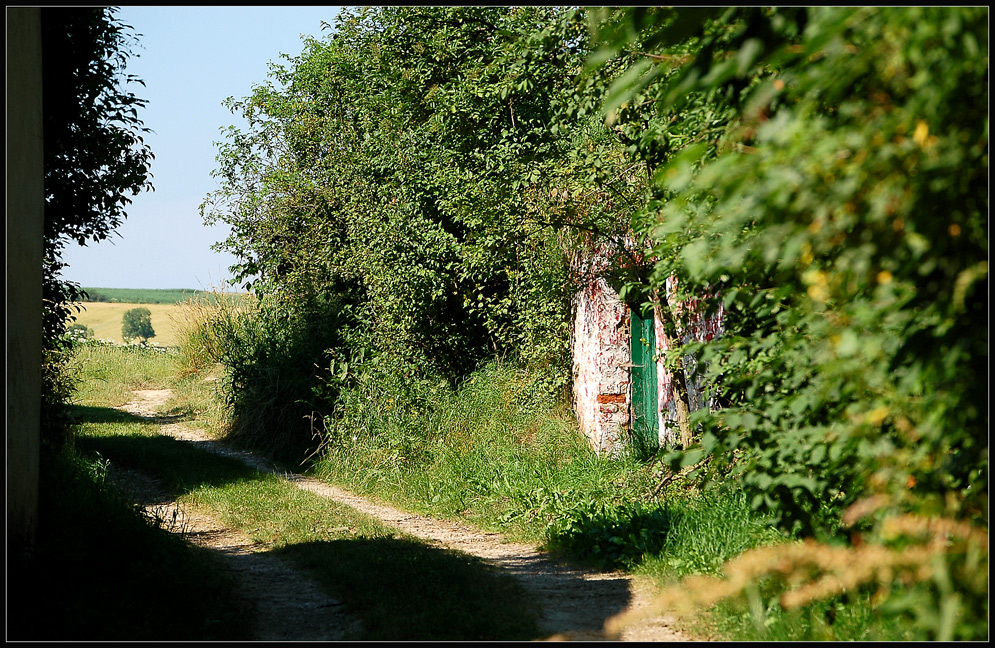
[571, 276, 631, 454]
[572, 273, 724, 454]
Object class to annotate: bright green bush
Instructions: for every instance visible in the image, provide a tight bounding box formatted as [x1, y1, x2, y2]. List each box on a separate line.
[584, 7, 987, 640]
[587, 5, 988, 536]
[201, 7, 587, 389]
[204, 295, 352, 463]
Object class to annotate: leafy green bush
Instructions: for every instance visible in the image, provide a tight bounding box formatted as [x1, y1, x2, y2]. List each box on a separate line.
[583, 7, 987, 639]
[185, 294, 352, 463]
[201, 7, 607, 393]
[588, 5, 988, 536]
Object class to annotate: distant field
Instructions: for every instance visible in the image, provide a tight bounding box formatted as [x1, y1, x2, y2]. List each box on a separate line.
[70, 302, 190, 346]
[82, 287, 240, 305]
[70, 289, 251, 346]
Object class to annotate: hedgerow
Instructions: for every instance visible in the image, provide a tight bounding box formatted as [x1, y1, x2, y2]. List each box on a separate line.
[199, 12, 986, 634]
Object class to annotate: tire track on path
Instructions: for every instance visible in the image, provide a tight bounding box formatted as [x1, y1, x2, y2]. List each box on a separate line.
[123, 389, 693, 642]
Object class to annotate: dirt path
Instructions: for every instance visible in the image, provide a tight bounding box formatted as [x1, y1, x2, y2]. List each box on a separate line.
[119, 389, 693, 642]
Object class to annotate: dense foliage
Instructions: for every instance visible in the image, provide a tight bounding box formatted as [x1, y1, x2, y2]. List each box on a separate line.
[584, 7, 986, 639]
[586, 6, 987, 536]
[206, 7, 615, 375]
[194, 6, 987, 638]
[201, 7, 635, 455]
[205, 6, 986, 531]
[40, 7, 154, 443]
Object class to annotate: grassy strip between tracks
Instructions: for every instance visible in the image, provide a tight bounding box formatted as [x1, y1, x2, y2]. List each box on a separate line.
[76, 413, 539, 641]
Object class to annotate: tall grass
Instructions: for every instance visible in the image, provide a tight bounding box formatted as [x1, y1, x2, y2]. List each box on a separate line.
[542, 489, 785, 574]
[170, 291, 250, 377]
[314, 360, 658, 544]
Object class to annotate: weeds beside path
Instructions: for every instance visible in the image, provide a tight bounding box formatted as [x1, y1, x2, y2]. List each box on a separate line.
[121, 388, 694, 642]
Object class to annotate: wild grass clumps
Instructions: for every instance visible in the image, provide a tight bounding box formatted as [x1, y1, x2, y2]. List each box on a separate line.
[169, 291, 249, 376]
[545, 489, 785, 573]
[313, 358, 627, 535]
[172, 291, 353, 464]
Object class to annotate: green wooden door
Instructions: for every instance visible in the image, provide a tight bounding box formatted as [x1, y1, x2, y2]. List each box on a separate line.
[630, 304, 659, 448]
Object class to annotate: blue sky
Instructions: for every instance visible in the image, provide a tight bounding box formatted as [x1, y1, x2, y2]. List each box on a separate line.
[61, 6, 342, 291]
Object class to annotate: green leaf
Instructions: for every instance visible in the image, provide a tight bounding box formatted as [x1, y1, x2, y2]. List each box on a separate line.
[601, 58, 661, 125]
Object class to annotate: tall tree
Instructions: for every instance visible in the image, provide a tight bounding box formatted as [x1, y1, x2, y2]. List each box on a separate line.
[199, 7, 642, 456]
[40, 7, 154, 441]
[121, 307, 155, 343]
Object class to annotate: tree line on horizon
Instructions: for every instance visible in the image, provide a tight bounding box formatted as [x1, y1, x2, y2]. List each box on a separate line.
[81, 287, 213, 304]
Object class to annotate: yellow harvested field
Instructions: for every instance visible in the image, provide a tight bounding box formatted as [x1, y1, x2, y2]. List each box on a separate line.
[69, 302, 190, 346]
